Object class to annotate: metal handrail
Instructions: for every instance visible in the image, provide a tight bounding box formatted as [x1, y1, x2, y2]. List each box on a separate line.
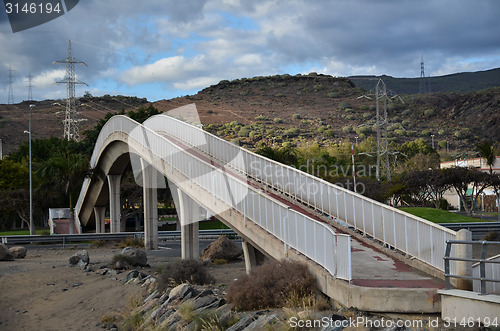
[1, 229, 239, 246]
[444, 240, 500, 295]
[145, 113, 457, 272]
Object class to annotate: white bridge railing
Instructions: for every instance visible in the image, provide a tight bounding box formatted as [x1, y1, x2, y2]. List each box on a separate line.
[145, 113, 457, 273]
[77, 115, 352, 281]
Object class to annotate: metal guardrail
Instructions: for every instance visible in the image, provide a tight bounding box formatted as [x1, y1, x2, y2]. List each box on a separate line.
[439, 222, 500, 240]
[1, 229, 238, 246]
[444, 240, 500, 295]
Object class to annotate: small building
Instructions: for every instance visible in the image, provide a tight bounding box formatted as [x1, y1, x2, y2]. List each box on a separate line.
[441, 156, 500, 212]
[48, 208, 71, 234]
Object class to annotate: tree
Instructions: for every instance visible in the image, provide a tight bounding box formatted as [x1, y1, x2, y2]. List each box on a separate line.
[442, 167, 497, 216]
[402, 169, 451, 208]
[477, 140, 498, 174]
[38, 152, 91, 232]
[0, 160, 31, 229]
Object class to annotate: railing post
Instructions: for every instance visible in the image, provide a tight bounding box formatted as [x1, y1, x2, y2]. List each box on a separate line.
[456, 229, 473, 290]
[480, 241, 488, 295]
[444, 241, 452, 290]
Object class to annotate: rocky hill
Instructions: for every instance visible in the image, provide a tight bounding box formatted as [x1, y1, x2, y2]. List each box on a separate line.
[1, 72, 499, 156]
[350, 67, 500, 95]
[154, 73, 499, 152]
[0, 95, 149, 155]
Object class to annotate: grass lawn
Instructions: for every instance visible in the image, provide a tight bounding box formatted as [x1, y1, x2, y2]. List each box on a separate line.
[399, 207, 487, 223]
[0, 229, 51, 236]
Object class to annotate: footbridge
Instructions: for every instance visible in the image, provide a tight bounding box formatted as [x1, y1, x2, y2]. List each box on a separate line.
[75, 106, 458, 313]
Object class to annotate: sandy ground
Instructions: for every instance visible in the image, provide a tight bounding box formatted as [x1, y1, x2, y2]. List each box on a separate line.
[0, 244, 246, 331]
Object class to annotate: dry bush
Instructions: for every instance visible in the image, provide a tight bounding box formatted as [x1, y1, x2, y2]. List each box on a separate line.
[119, 237, 144, 248]
[226, 260, 318, 311]
[158, 259, 214, 289]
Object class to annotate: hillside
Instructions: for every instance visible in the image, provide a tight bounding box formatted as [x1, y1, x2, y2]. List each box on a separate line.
[350, 67, 500, 95]
[153, 73, 500, 151]
[0, 95, 149, 155]
[1, 72, 499, 157]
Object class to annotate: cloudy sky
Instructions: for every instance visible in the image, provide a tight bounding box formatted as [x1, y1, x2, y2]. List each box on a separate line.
[1, 0, 500, 102]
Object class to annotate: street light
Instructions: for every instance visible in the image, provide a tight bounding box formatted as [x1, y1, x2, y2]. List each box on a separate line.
[28, 104, 34, 235]
[355, 136, 359, 146]
[431, 134, 435, 150]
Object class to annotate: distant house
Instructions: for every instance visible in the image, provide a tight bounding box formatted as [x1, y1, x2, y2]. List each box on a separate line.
[440, 156, 500, 212]
[440, 156, 500, 174]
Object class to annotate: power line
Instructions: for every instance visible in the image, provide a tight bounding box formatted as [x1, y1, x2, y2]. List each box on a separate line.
[7, 66, 14, 104]
[419, 54, 427, 94]
[26, 73, 34, 101]
[54, 40, 88, 141]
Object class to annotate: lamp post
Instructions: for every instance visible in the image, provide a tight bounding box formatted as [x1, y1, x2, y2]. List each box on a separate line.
[355, 136, 359, 146]
[431, 134, 435, 150]
[28, 104, 34, 235]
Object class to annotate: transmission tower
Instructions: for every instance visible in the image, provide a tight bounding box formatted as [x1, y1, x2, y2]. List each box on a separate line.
[54, 40, 88, 141]
[419, 54, 427, 94]
[26, 73, 34, 101]
[7, 66, 14, 104]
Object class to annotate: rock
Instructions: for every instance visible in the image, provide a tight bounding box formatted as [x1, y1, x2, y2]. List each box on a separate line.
[192, 295, 217, 310]
[227, 313, 255, 331]
[245, 314, 279, 331]
[200, 236, 242, 261]
[125, 270, 140, 283]
[68, 250, 89, 266]
[0, 244, 13, 261]
[158, 288, 172, 305]
[121, 247, 147, 266]
[9, 246, 27, 259]
[169, 283, 193, 300]
[202, 258, 212, 265]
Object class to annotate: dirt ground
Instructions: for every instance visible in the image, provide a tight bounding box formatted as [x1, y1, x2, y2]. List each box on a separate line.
[0, 244, 246, 331]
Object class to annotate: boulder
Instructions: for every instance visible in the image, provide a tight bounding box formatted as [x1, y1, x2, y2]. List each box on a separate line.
[200, 236, 242, 262]
[68, 250, 89, 266]
[0, 243, 13, 261]
[121, 247, 147, 267]
[9, 246, 27, 259]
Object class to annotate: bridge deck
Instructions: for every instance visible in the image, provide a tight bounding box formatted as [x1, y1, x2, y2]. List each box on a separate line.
[160, 132, 444, 290]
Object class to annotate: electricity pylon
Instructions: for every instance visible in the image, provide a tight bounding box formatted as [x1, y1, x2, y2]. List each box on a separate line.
[54, 40, 88, 141]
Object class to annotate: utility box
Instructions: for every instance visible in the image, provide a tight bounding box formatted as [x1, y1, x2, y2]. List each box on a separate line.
[48, 208, 70, 234]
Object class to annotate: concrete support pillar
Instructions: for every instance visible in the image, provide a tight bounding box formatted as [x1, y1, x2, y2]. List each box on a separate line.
[141, 159, 158, 250]
[107, 174, 121, 233]
[456, 229, 473, 290]
[93, 206, 106, 233]
[242, 241, 267, 274]
[177, 189, 200, 260]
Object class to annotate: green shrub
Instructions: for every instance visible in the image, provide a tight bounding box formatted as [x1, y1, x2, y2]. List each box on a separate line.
[356, 126, 372, 135]
[238, 127, 250, 137]
[273, 118, 283, 124]
[292, 114, 301, 120]
[158, 260, 214, 289]
[324, 129, 335, 137]
[342, 126, 353, 133]
[317, 126, 326, 133]
[284, 128, 300, 137]
[338, 101, 352, 110]
[255, 115, 267, 121]
[226, 260, 317, 311]
[327, 91, 339, 98]
[402, 109, 412, 116]
[424, 108, 435, 117]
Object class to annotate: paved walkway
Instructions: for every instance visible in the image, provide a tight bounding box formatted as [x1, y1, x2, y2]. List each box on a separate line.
[161, 132, 445, 290]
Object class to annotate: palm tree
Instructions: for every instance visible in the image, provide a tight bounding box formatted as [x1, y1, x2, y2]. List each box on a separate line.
[477, 140, 498, 174]
[38, 152, 90, 233]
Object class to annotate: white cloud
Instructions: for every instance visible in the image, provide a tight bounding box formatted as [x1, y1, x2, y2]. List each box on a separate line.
[120, 55, 207, 85]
